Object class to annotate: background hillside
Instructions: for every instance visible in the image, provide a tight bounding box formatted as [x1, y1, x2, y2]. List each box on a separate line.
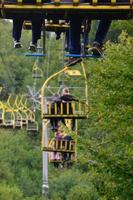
[0, 19, 132, 200]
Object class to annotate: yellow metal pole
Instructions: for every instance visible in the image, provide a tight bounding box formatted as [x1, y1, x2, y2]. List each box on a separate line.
[80, 61, 89, 115]
[41, 121, 49, 149]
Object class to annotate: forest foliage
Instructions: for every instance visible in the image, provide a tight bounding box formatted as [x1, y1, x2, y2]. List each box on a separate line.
[0, 19, 133, 200]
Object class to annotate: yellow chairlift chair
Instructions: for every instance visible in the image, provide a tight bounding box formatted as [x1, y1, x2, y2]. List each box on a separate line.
[2, 107, 15, 129]
[0, 0, 133, 20]
[32, 60, 43, 78]
[41, 61, 88, 120]
[27, 119, 39, 132]
[17, 95, 29, 127]
[42, 121, 77, 167]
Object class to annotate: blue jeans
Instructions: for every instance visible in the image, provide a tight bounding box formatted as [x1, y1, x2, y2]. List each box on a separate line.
[69, 18, 111, 54]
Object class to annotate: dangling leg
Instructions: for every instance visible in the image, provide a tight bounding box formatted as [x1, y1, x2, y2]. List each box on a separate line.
[72, 118, 76, 131]
[12, 18, 23, 48]
[82, 19, 91, 54]
[91, 20, 112, 56]
[67, 16, 83, 66]
[29, 19, 43, 52]
[65, 29, 69, 52]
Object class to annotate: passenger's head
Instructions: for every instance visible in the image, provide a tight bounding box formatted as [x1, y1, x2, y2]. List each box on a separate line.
[62, 87, 69, 95]
[54, 93, 60, 97]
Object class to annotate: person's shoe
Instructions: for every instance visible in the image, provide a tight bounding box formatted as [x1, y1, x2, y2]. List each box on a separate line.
[89, 42, 102, 56]
[84, 46, 89, 55]
[55, 30, 62, 40]
[14, 40, 22, 48]
[66, 57, 82, 67]
[56, 34, 61, 40]
[65, 46, 69, 52]
[28, 43, 37, 52]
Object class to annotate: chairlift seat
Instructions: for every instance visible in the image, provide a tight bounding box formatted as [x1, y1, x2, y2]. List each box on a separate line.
[23, 20, 69, 31]
[3, 120, 15, 128]
[32, 74, 43, 78]
[43, 100, 88, 119]
[43, 147, 75, 152]
[15, 120, 22, 128]
[21, 118, 27, 126]
[43, 113, 87, 119]
[27, 120, 38, 132]
[32, 68, 43, 78]
[43, 139, 75, 152]
[0, 1, 133, 20]
[45, 22, 69, 32]
[49, 158, 75, 163]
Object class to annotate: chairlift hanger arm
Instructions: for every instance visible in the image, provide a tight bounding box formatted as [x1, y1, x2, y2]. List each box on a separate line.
[0, 0, 133, 19]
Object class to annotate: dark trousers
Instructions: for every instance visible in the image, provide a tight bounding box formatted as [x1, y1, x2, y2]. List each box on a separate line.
[31, 20, 43, 44]
[12, 19, 23, 42]
[94, 20, 112, 46]
[69, 18, 111, 54]
[12, 19, 43, 44]
[69, 16, 83, 54]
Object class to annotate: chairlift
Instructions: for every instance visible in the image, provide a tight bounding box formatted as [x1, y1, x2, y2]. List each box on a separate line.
[45, 21, 69, 32]
[2, 110, 15, 128]
[14, 112, 23, 129]
[43, 139, 75, 152]
[32, 67, 43, 79]
[0, 0, 133, 20]
[41, 61, 88, 120]
[27, 120, 39, 132]
[23, 20, 32, 30]
[43, 138, 76, 164]
[23, 20, 69, 32]
[14, 95, 30, 127]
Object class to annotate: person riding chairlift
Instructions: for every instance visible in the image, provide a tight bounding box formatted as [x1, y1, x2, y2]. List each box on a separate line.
[9, 0, 45, 51]
[60, 87, 78, 130]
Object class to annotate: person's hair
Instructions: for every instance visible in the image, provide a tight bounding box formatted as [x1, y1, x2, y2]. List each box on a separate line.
[62, 87, 69, 95]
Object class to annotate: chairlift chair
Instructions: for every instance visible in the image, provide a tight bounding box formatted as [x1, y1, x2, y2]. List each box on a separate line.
[23, 20, 32, 30]
[41, 62, 88, 120]
[43, 138, 76, 164]
[45, 20, 69, 32]
[32, 67, 43, 79]
[0, 0, 133, 20]
[2, 110, 15, 128]
[23, 19, 69, 32]
[27, 120, 39, 132]
[14, 112, 23, 129]
[0, 0, 133, 19]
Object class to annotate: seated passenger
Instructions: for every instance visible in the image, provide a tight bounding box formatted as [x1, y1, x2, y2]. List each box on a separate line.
[60, 87, 78, 130]
[49, 93, 61, 131]
[67, 18, 111, 66]
[88, 20, 112, 56]
[50, 125, 63, 167]
[12, 18, 43, 51]
[62, 131, 73, 161]
[8, 0, 45, 51]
